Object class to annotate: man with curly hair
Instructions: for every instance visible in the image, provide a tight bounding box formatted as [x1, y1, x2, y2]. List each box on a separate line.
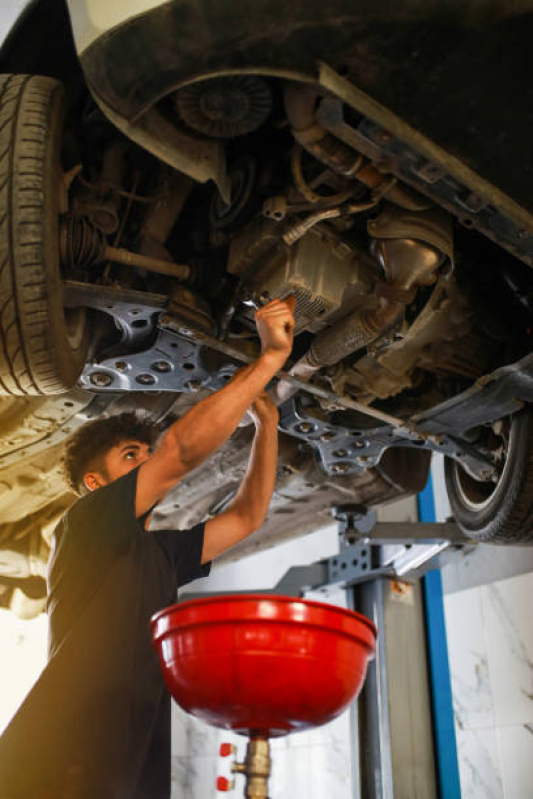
[0, 298, 295, 799]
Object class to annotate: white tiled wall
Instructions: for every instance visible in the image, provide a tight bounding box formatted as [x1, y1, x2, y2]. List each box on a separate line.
[443, 575, 533, 799]
[433, 455, 533, 799]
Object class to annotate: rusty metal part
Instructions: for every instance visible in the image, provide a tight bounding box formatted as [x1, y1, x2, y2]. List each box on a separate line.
[368, 204, 453, 262]
[104, 245, 192, 280]
[284, 83, 431, 211]
[91, 91, 231, 203]
[291, 142, 359, 205]
[282, 199, 377, 246]
[60, 217, 192, 281]
[284, 81, 363, 177]
[318, 62, 533, 247]
[345, 275, 472, 402]
[307, 303, 400, 368]
[165, 286, 215, 335]
[139, 172, 194, 260]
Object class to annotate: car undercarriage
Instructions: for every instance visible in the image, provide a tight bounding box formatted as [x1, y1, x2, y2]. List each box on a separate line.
[1, 0, 533, 617]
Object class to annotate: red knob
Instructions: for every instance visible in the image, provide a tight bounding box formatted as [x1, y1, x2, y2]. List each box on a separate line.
[219, 742, 234, 757]
[217, 775, 234, 791]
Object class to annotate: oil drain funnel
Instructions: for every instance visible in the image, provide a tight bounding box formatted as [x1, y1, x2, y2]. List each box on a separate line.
[151, 594, 376, 797]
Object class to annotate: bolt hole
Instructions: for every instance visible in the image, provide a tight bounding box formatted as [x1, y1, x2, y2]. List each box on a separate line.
[183, 362, 195, 370]
[332, 559, 338, 566]
[361, 549, 367, 557]
[341, 563, 347, 570]
[352, 559, 358, 567]
[131, 319, 148, 328]
[362, 563, 367, 570]
[63, 401, 74, 407]
[170, 343, 178, 348]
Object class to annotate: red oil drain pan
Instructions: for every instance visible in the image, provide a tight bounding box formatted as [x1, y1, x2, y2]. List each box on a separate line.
[151, 594, 377, 737]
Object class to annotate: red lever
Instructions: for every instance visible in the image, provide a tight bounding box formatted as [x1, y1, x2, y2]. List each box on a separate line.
[217, 775, 234, 792]
[219, 743, 235, 758]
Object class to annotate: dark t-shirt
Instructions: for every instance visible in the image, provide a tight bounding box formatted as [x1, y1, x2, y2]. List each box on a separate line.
[0, 467, 210, 799]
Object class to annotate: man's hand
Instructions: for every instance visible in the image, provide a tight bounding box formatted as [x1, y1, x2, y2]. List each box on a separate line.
[255, 297, 296, 365]
[248, 393, 279, 429]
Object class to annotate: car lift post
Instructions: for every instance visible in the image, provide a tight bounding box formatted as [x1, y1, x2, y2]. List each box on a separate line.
[182, 508, 469, 798]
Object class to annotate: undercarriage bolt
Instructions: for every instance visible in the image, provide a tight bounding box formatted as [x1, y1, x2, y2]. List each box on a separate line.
[333, 449, 347, 458]
[295, 422, 314, 434]
[321, 432, 335, 442]
[90, 372, 113, 387]
[332, 462, 350, 473]
[186, 379, 202, 391]
[136, 374, 156, 385]
[357, 455, 369, 464]
[152, 361, 171, 373]
[354, 440, 367, 449]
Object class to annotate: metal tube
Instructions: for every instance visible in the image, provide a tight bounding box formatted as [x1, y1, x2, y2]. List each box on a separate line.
[354, 579, 394, 799]
[103, 245, 192, 281]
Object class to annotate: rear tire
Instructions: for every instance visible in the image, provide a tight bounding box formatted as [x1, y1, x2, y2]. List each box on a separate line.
[0, 74, 88, 395]
[444, 409, 533, 544]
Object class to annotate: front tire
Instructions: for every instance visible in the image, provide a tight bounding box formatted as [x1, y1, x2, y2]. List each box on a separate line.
[0, 74, 88, 395]
[445, 409, 533, 544]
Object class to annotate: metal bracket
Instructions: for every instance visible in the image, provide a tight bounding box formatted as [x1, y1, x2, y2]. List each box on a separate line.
[181, 513, 468, 602]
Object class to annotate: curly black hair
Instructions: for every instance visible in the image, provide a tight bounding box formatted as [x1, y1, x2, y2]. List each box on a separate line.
[61, 411, 161, 495]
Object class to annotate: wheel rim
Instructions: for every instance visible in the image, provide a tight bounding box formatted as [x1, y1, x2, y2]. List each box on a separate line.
[452, 421, 511, 512]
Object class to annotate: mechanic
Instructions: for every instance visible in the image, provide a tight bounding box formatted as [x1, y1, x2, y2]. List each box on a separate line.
[0, 297, 295, 799]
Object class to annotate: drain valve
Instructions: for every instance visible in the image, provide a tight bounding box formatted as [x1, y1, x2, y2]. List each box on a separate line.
[217, 737, 271, 798]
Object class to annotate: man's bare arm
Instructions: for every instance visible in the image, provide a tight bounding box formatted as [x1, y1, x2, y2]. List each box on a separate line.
[135, 298, 294, 516]
[201, 394, 279, 563]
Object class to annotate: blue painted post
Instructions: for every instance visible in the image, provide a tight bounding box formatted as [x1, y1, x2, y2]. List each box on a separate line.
[418, 477, 462, 799]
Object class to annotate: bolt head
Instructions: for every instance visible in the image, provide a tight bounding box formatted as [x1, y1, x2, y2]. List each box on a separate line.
[332, 462, 350, 473]
[320, 432, 335, 442]
[296, 422, 314, 434]
[136, 374, 155, 386]
[333, 448, 347, 458]
[90, 372, 113, 387]
[152, 361, 171, 373]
